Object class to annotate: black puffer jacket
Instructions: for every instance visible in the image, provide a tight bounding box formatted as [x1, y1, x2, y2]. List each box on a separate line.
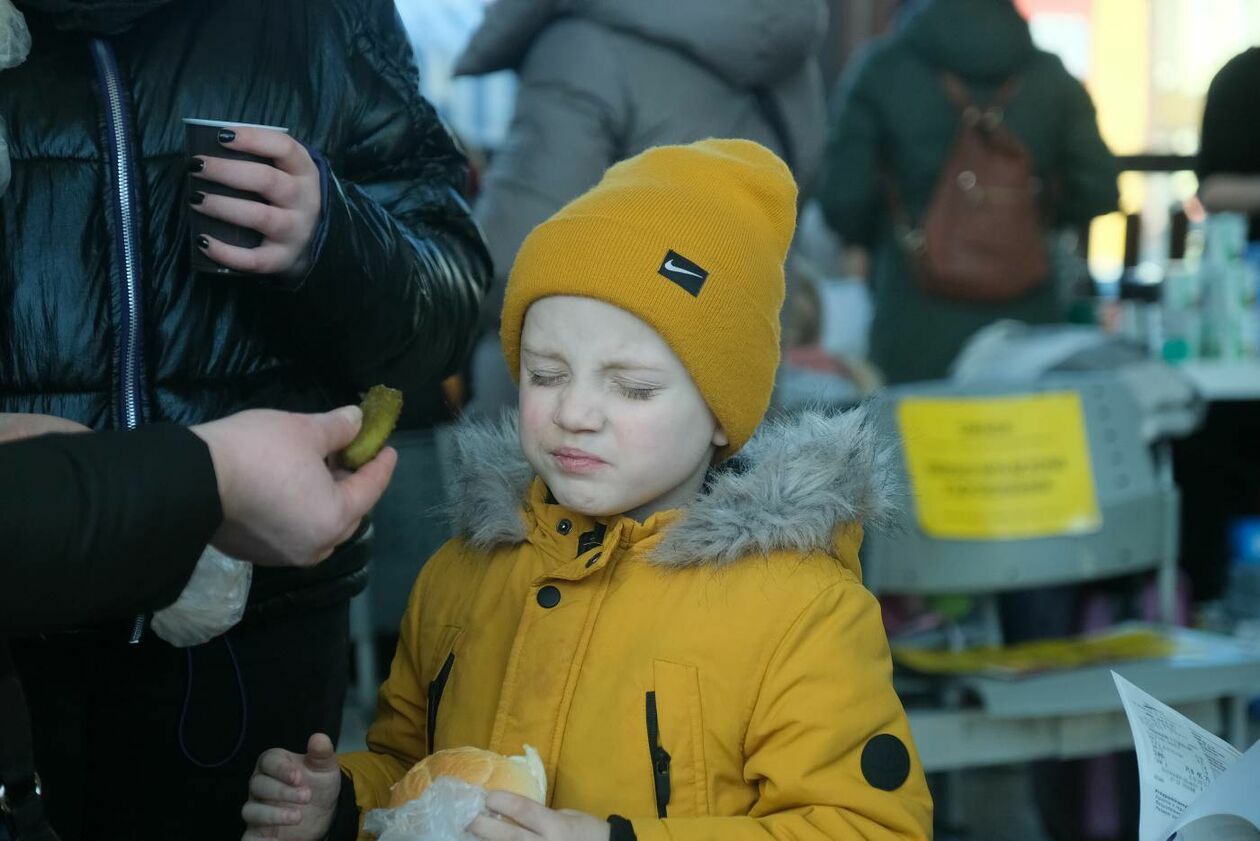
[0, 0, 492, 613]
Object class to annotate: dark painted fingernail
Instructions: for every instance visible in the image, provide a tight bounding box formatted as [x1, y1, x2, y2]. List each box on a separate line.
[189, 191, 206, 206]
[196, 235, 210, 250]
[188, 157, 204, 173]
[217, 128, 236, 144]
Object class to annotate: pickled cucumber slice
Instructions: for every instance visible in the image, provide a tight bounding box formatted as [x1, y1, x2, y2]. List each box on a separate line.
[340, 385, 403, 469]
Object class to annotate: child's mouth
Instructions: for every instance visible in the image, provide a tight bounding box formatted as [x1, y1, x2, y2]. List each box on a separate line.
[552, 448, 607, 474]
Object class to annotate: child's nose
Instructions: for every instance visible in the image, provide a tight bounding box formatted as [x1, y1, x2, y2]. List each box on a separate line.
[553, 384, 603, 432]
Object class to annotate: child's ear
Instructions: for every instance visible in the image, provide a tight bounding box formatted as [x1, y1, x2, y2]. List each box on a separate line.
[713, 426, 729, 448]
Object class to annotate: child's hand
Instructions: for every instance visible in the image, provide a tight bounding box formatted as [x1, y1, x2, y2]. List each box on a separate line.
[241, 733, 342, 841]
[467, 791, 611, 841]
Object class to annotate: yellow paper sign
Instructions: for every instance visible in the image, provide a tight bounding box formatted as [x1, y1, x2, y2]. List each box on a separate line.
[897, 392, 1101, 540]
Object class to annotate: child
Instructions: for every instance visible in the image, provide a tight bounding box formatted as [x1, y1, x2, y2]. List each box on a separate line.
[241, 140, 933, 841]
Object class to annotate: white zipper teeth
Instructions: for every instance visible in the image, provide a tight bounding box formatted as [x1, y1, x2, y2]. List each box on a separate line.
[128, 613, 145, 642]
[94, 41, 146, 645]
[95, 41, 141, 431]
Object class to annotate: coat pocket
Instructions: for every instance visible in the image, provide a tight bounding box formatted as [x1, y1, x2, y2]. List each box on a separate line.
[647, 659, 709, 818]
[426, 626, 462, 755]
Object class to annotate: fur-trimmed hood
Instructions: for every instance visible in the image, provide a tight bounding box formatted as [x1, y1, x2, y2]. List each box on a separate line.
[445, 408, 899, 568]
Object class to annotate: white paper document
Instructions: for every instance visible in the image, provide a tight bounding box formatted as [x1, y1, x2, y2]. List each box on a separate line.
[1112, 672, 1260, 841]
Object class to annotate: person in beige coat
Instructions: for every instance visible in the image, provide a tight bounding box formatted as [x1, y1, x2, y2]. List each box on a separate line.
[456, 0, 829, 415]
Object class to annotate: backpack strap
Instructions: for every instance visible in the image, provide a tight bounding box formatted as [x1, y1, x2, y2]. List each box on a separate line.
[990, 76, 1023, 108]
[940, 72, 975, 111]
[880, 168, 927, 257]
[940, 72, 1022, 128]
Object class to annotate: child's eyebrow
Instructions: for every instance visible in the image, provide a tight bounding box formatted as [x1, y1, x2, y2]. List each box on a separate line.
[521, 347, 564, 361]
[523, 347, 663, 374]
[602, 361, 665, 374]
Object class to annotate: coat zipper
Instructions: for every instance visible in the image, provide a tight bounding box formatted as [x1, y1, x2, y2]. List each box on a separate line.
[645, 691, 671, 818]
[89, 39, 146, 432]
[427, 653, 455, 755]
[89, 39, 149, 644]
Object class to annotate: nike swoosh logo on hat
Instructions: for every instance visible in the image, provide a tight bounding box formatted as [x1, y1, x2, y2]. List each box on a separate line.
[663, 259, 704, 279]
[658, 249, 709, 296]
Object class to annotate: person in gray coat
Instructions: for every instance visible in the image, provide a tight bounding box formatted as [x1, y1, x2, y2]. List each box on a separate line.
[455, 0, 829, 413]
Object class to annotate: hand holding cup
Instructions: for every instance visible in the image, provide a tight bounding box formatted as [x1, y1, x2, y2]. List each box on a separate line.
[186, 120, 321, 277]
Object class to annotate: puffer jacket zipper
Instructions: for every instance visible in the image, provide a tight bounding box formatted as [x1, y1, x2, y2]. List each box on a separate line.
[89, 39, 149, 644]
[645, 691, 671, 818]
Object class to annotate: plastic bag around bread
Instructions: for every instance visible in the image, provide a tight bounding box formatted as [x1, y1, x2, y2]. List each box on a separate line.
[364, 777, 487, 841]
[364, 746, 547, 841]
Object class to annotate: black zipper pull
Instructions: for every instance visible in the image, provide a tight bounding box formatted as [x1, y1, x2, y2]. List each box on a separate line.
[645, 691, 671, 818]
[576, 523, 607, 558]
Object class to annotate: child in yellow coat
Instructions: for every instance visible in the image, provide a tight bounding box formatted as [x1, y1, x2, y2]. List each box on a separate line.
[242, 139, 933, 841]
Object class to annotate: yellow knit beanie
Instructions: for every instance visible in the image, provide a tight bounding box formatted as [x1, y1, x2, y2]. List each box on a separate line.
[500, 139, 797, 457]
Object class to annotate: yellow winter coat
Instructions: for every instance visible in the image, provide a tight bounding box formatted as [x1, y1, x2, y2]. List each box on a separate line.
[340, 410, 933, 840]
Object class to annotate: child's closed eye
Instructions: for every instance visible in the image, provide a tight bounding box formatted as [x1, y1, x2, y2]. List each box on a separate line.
[528, 370, 566, 387]
[614, 379, 661, 401]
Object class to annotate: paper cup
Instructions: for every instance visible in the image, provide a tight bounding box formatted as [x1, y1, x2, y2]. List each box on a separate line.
[183, 118, 290, 275]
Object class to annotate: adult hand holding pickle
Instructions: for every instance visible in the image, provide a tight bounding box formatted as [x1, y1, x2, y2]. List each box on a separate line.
[195, 404, 398, 568]
[189, 125, 322, 277]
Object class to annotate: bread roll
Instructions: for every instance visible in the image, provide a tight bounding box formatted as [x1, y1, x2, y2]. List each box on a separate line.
[387, 745, 547, 808]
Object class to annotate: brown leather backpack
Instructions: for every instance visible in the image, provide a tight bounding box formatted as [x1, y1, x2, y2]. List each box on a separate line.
[888, 73, 1049, 303]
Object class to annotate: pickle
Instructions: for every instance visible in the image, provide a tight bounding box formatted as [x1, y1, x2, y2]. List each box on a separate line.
[340, 385, 403, 469]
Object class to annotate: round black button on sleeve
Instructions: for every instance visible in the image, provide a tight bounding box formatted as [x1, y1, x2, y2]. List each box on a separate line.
[861, 734, 911, 791]
[537, 586, 562, 608]
[557, 519, 573, 535]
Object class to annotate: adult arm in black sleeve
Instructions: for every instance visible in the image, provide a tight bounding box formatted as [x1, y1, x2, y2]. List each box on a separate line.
[1197, 49, 1260, 179]
[0, 426, 222, 635]
[278, 0, 492, 400]
[1197, 48, 1260, 215]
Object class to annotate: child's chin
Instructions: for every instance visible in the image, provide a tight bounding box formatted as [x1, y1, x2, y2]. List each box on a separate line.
[549, 481, 622, 519]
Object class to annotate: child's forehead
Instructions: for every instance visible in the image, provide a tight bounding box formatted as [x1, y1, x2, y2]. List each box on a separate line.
[521, 335, 665, 370]
[521, 296, 678, 368]
[523, 296, 649, 338]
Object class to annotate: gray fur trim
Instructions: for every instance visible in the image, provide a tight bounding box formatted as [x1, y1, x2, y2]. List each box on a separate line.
[652, 408, 900, 566]
[445, 412, 532, 549]
[444, 408, 900, 566]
